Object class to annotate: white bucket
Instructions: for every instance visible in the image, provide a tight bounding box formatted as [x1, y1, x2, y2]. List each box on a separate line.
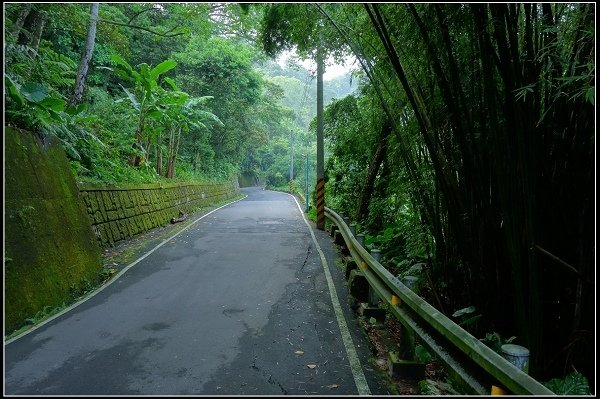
[501, 344, 530, 374]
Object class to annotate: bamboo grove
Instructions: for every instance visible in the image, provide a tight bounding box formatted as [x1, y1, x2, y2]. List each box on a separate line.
[259, 3, 595, 384]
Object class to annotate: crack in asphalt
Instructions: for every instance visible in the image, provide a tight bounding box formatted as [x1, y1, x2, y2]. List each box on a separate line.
[285, 286, 300, 305]
[222, 308, 245, 318]
[250, 355, 289, 395]
[299, 244, 312, 273]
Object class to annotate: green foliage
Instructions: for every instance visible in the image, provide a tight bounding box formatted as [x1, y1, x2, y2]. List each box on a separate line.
[418, 379, 460, 395]
[6, 76, 68, 130]
[543, 372, 590, 395]
[4, 37, 111, 172]
[480, 332, 517, 355]
[5, 68, 104, 168]
[306, 206, 317, 223]
[174, 35, 268, 165]
[5, 41, 78, 91]
[24, 305, 64, 326]
[100, 266, 118, 283]
[5, 3, 331, 196]
[5, 42, 77, 134]
[415, 344, 433, 363]
[110, 53, 178, 121]
[451, 306, 483, 331]
[322, 94, 373, 217]
[108, 52, 224, 179]
[258, 3, 349, 60]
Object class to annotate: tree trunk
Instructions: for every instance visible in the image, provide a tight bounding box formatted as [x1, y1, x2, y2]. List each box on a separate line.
[171, 127, 182, 178]
[192, 149, 199, 171]
[18, 8, 37, 45]
[165, 126, 175, 178]
[70, 3, 99, 106]
[156, 133, 162, 176]
[166, 126, 182, 179]
[29, 9, 47, 56]
[9, 3, 33, 40]
[355, 118, 391, 222]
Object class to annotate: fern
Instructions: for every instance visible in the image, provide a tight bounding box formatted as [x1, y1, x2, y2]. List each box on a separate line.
[37, 45, 77, 89]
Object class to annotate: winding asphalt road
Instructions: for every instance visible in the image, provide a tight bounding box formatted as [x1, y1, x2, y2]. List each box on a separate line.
[4, 187, 390, 395]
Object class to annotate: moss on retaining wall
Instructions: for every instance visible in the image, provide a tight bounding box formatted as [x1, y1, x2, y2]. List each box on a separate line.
[4, 127, 103, 333]
[79, 180, 240, 247]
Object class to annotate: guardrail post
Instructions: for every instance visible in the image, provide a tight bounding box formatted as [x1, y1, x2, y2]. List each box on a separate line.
[349, 270, 369, 304]
[398, 276, 419, 361]
[334, 230, 349, 256]
[356, 233, 365, 247]
[388, 275, 423, 380]
[370, 248, 381, 262]
[356, 247, 386, 322]
[344, 256, 357, 279]
[401, 276, 419, 291]
[329, 224, 338, 237]
[369, 249, 382, 306]
[334, 229, 346, 246]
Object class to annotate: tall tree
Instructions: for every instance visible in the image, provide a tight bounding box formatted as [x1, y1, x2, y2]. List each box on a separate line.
[70, 3, 99, 106]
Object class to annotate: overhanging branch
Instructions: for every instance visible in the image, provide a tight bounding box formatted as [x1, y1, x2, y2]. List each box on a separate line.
[98, 18, 185, 37]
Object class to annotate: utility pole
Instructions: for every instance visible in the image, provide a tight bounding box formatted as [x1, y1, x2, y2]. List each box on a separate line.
[305, 152, 309, 212]
[290, 129, 294, 193]
[316, 28, 325, 230]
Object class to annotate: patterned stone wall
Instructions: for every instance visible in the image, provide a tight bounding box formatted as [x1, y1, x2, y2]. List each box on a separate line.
[78, 180, 240, 247]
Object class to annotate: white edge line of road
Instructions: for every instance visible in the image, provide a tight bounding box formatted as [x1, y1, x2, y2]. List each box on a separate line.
[287, 193, 372, 396]
[5, 194, 248, 345]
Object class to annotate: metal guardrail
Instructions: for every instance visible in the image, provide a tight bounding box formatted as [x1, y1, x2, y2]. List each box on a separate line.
[325, 207, 555, 395]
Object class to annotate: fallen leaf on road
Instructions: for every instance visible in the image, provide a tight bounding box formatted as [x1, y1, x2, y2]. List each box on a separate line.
[327, 384, 339, 389]
[307, 364, 317, 369]
[294, 350, 305, 355]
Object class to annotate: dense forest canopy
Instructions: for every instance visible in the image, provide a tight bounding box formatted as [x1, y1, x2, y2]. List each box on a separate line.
[4, 2, 595, 392]
[4, 2, 356, 186]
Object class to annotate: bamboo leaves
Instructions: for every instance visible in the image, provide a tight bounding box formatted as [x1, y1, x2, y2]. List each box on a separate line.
[257, 3, 594, 382]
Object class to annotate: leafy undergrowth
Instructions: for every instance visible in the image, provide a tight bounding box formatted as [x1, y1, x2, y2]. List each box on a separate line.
[543, 372, 591, 395]
[358, 312, 593, 395]
[357, 313, 450, 395]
